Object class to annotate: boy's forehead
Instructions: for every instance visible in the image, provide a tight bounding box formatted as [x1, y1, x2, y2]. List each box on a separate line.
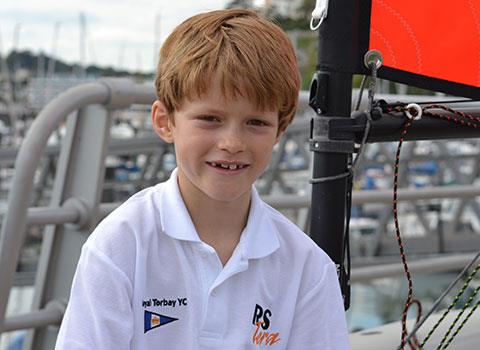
[181, 90, 276, 115]
[180, 76, 276, 113]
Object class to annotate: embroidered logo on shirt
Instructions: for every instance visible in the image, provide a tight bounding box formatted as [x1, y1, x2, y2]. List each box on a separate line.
[142, 297, 188, 308]
[251, 304, 281, 346]
[144, 310, 178, 333]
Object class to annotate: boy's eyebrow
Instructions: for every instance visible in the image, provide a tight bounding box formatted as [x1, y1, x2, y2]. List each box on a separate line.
[197, 107, 227, 115]
[197, 109, 273, 118]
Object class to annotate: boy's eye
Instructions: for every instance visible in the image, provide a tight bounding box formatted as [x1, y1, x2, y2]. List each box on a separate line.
[197, 115, 220, 122]
[248, 119, 270, 127]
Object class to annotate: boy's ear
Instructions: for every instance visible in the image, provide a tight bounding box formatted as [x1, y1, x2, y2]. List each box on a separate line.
[151, 100, 174, 143]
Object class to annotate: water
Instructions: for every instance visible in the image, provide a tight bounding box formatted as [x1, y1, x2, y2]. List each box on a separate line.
[347, 272, 479, 333]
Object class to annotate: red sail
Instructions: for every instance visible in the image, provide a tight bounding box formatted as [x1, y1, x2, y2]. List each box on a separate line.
[369, 0, 480, 88]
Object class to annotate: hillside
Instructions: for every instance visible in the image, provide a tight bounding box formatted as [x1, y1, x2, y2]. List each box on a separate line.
[3, 50, 152, 79]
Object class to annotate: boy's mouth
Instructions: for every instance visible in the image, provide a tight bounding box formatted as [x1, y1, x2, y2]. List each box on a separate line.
[207, 161, 248, 170]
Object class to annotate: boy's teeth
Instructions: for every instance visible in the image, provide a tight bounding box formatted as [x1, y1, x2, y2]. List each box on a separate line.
[211, 162, 244, 170]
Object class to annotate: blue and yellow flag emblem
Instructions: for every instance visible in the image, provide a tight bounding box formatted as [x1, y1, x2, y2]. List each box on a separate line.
[144, 310, 178, 333]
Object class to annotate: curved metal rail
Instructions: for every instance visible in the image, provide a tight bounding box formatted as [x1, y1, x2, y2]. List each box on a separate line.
[0, 79, 155, 335]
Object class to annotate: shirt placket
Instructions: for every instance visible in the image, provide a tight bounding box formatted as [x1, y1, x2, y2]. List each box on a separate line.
[195, 243, 224, 345]
[196, 242, 249, 347]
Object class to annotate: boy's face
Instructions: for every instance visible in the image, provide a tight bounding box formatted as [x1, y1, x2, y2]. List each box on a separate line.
[152, 81, 281, 206]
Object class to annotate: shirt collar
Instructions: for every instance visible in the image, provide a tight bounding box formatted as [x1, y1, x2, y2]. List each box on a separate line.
[159, 168, 280, 259]
[159, 168, 202, 242]
[239, 186, 280, 260]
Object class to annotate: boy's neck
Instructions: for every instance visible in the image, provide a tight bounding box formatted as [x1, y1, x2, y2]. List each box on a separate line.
[177, 178, 251, 266]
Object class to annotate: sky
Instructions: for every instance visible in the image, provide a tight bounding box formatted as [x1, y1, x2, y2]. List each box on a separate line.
[0, 0, 253, 73]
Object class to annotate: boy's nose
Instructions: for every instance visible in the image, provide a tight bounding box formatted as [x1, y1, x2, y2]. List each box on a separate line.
[217, 129, 246, 154]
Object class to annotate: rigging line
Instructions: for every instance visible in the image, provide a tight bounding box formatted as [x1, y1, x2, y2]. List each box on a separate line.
[343, 171, 353, 284]
[386, 102, 480, 127]
[382, 102, 480, 348]
[422, 110, 480, 130]
[415, 99, 476, 105]
[423, 104, 480, 125]
[420, 103, 480, 349]
[400, 250, 480, 349]
[437, 284, 480, 349]
[354, 75, 368, 111]
[352, 63, 378, 171]
[351, 113, 371, 171]
[387, 104, 480, 128]
[310, 80, 373, 184]
[367, 64, 377, 113]
[314, 67, 376, 184]
[407, 299, 422, 350]
[440, 299, 480, 349]
[341, 72, 376, 307]
[420, 261, 480, 348]
[393, 117, 416, 350]
[386, 102, 480, 348]
[309, 169, 351, 183]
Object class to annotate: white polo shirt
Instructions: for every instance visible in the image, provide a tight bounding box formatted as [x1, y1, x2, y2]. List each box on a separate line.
[56, 169, 349, 349]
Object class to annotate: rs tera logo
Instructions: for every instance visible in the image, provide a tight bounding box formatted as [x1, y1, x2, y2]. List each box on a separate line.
[251, 304, 281, 346]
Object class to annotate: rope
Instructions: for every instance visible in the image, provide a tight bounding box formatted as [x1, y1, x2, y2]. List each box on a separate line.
[401, 251, 480, 349]
[437, 284, 480, 349]
[311, 64, 377, 183]
[387, 104, 480, 128]
[392, 117, 417, 350]
[440, 299, 480, 349]
[309, 169, 352, 184]
[352, 63, 378, 171]
[420, 262, 480, 348]
[384, 102, 480, 349]
[355, 75, 368, 111]
[367, 64, 378, 114]
[407, 299, 423, 350]
[423, 104, 480, 124]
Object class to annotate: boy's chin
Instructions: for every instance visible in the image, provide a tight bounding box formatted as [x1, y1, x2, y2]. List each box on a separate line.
[204, 189, 251, 204]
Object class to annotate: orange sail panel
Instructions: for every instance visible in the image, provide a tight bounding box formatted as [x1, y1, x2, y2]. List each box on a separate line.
[369, 0, 480, 88]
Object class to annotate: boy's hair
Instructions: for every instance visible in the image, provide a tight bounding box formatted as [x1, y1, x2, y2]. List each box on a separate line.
[155, 8, 300, 133]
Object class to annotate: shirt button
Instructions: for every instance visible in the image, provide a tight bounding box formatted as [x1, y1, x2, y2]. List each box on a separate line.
[211, 290, 218, 297]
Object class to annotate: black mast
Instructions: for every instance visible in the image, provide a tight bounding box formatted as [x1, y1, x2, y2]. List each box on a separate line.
[309, 0, 363, 310]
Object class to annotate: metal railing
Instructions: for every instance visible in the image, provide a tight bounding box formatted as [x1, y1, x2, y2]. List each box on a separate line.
[0, 79, 155, 349]
[1, 80, 480, 349]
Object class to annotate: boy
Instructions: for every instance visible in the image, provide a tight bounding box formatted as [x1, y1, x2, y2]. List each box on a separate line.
[56, 8, 349, 349]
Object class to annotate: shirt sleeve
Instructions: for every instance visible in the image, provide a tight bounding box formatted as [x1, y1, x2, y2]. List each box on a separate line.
[286, 262, 350, 350]
[55, 243, 134, 350]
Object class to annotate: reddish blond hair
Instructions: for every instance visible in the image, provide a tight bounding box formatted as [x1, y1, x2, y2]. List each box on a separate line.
[155, 8, 300, 133]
